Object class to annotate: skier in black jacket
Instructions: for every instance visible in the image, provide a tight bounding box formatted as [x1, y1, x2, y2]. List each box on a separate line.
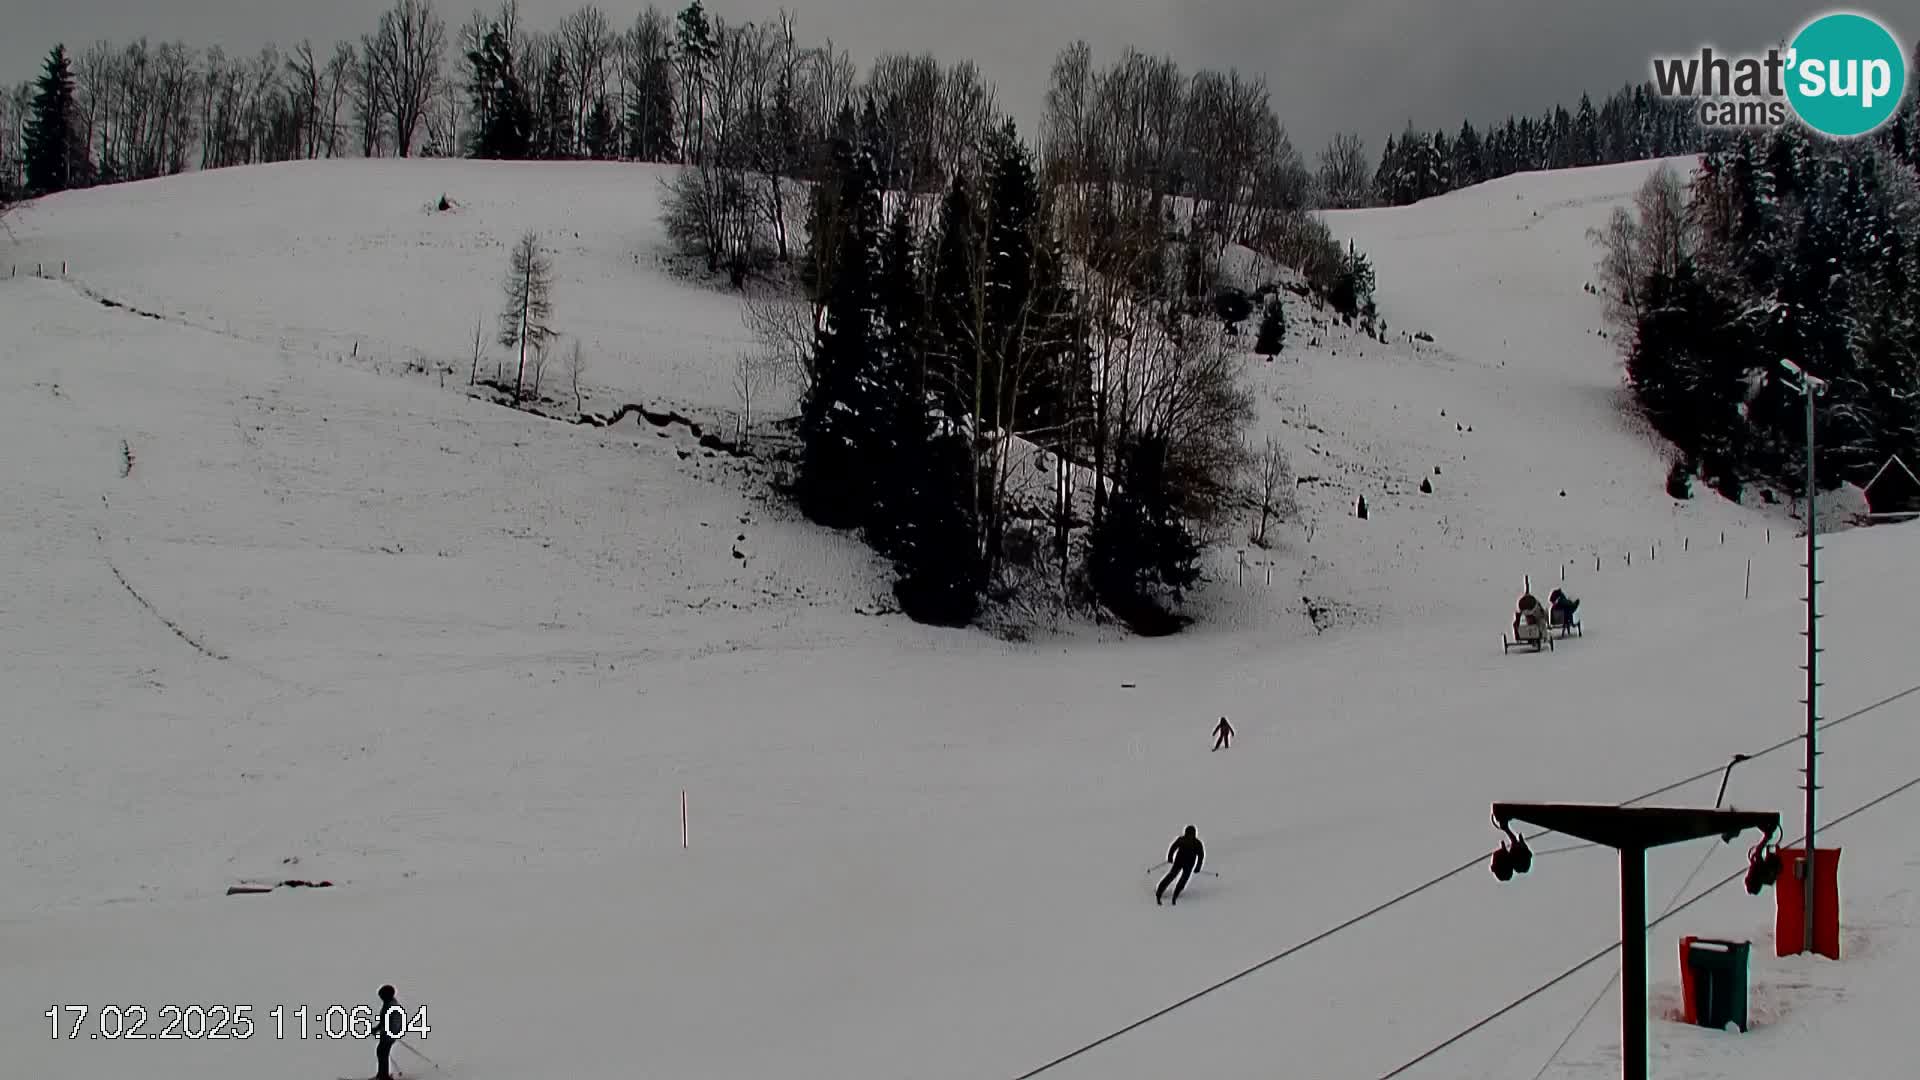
[374, 984, 401, 1080]
[1157, 826, 1205, 905]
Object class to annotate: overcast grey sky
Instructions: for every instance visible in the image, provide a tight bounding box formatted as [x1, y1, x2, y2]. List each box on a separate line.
[1, 0, 1892, 154]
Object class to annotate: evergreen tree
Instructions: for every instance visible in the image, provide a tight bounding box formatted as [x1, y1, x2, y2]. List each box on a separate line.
[674, 1, 716, 162]
[872, 203, 988, 624]
[584, 97, 616, 160]
[889, 426, 985, 625]
[1548, 105, 1574, 168]
[927, 169, 981, 420]
[25, 44, 86, 195]
[1452, 121, 1485, 188]
[1627, 261, 1755, 494]
[1372, 135, 1398, 204]
[533, 49, 574, 159]
[865, 203, 927, 558]
[1574, 93, 1600, 166]
[1621, 126, 1920, 497]
[1328, 241, 1376, 320]
[465, 25, 531, 160]
[1430, 130, 1453, 193]
[797, 133, 887, 528]
[1254, 299, 1286, 356]
[624, 54, 676, 161]
[799, 104, 859, 302]
[1088, 435, 1201, 627]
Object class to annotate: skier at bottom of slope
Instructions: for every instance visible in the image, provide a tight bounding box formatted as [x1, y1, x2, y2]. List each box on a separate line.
[374, 984, 401, 1080]
[1157, 826, 1204, 906]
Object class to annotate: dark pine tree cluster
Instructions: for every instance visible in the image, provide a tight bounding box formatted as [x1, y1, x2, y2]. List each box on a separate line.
[464, 23, 532, 160]
[795, 112, 1220, 629]
[1373, 85, 1713, 206]
[1609, 108, 1920, 501]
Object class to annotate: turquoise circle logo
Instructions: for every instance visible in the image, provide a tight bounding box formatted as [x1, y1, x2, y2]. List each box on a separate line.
[1785, 12, 1908, 137]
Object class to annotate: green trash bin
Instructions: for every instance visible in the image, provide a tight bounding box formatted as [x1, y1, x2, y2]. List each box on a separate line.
[1683, 938, 1751, 1032]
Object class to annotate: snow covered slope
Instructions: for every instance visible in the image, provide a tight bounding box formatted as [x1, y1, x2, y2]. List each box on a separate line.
[4, 158, 1919, 1080]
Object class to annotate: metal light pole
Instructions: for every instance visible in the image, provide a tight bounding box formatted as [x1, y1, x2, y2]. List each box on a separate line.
[1780, 359, 1826, 954]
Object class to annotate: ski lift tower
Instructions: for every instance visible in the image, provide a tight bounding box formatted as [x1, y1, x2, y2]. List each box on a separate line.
[1489, 803, 1780, 1080]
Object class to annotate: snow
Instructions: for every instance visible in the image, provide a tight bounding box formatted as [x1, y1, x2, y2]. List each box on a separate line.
[4, 157, 1920, 1080]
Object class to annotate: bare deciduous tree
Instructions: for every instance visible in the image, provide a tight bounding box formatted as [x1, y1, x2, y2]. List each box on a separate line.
[322, 42, 356, 157]
[741, 283, 819, 395]
[499, 230, 556, 403]
[351, 34, 388, 156]
[528, 340, 550, 397]
[560, 6, 613, 157]
[731, 350, 776, 442]
[288, 41, 326, 159]
[1314, 132, 1371, 209]
[368, 0, 447, 157]
[1247, 436, 1295, 548]
[1589, 164, 1693, 333]
[662, 155, 768, 288]
[565, 338, 588, 411]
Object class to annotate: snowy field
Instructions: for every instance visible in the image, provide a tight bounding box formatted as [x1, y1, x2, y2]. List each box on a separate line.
[3, 158, 1919, 1080]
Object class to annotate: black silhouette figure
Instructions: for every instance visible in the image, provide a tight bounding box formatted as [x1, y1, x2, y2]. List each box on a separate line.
[1157, 826, 1205, 906]
[374, 984, 401, 1080]
[1212, 716, 1235, 751]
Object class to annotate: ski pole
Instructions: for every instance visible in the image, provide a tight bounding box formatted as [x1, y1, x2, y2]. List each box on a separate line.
[398, 1039, 444, 1072]
[1193, 870, 1220, 877]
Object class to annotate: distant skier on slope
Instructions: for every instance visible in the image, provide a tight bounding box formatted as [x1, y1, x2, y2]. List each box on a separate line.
[374, 983, 401, 1080]
[1212, 716, 1235, 751]
[1157, 826, 1205, 906]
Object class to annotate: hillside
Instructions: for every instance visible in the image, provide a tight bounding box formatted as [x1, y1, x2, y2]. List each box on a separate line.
[4, 157, 1919, 1080]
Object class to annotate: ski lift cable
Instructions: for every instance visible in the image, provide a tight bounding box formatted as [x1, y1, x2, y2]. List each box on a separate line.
[1007, 681, 1920, 1080]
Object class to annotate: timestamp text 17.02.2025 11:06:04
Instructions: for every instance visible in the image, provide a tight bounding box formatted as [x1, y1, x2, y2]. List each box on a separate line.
[46, 1004, 432, 1040]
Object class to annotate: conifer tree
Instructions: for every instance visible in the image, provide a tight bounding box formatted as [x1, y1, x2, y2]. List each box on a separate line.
[624, 53, 676, 162]
[797, 134, 886, 528]
[465, 24, 531, 160]
[583, 97, 616, 160]
[534, 49, 573, 159]
[1088, 435, 1201, 627]
[25, 45, 85, 195]
[1254, 300, 1286, 356]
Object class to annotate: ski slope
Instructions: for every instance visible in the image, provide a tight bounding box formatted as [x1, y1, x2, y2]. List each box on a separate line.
[4, 158, 1919, 1080]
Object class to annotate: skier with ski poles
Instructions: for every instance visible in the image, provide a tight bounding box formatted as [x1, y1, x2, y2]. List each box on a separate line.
[1156, 826, 1205, 906]
[1212, 716, 1234, 751]
[374, 983, 401, 1080]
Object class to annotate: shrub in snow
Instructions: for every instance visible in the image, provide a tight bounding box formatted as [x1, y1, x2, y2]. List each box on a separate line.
[1212, 287, 1254, 334]
[1666, 458, 1694, 500]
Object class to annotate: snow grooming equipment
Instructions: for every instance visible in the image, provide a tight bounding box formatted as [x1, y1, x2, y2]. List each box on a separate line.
[1503, 577, 1554, 653]
[1502, 611, 1554, 653]
[1548, 588, 1583, 638]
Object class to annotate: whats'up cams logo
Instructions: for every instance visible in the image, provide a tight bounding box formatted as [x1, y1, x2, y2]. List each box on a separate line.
[1652, 10, 1909, 137]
